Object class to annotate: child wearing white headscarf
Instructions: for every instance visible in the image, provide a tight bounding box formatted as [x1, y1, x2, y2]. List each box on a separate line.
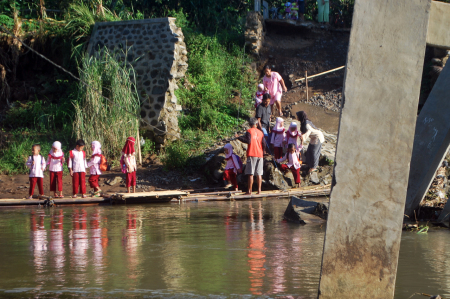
[47, 141, 65, 198]
[87, 141, 102, 196]
[223, 143, 241, 191]
[270, 117, 285, 159]
[277, 143, 302, 186]
[284, 122, 302, 154]
[255, 83, 267, 108]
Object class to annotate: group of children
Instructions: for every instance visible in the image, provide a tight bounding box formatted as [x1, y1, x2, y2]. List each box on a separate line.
[223, 91, 304, 189]
[26, 137, 138, 199]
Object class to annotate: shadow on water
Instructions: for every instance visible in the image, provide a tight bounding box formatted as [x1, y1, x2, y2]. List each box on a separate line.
[0, 199, 448, 298]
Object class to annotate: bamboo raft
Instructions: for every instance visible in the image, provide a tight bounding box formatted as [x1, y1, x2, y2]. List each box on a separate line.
[0, 186, 330, 207]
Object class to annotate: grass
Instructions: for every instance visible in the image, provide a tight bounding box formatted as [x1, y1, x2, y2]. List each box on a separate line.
[73, 50, 140, 159]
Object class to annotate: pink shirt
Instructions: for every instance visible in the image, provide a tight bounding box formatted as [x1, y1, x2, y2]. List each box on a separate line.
[225, 154, 241, 174]
[271, 129, 285, 147]
[285, 131, 302, 151]
[277, 151, 301, 170]
[263, 72, 283, 98]
[26, 155, 46, 178]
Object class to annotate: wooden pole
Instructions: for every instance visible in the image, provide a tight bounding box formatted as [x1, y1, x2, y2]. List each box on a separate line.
[305, 71, 309, 101]
[295, 65, 345, 82]
[136, 119, 142, 165]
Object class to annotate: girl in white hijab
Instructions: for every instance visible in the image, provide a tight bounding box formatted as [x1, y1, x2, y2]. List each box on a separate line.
[223, 143, 241, 191]
[270, 117, 286, 159]
[47, 141, 65, 198]
[87, 141, 102, 196]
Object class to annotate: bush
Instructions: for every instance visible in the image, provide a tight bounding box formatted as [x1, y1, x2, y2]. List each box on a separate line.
[160, 140, 205, 172]
[73, 50, 140, 160]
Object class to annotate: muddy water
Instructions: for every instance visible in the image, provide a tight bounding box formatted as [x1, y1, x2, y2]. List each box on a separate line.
[0, 200, 448, 298]
[289, 103, 340, 134]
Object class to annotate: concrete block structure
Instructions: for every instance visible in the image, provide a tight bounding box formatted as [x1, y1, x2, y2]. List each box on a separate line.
[87, 18, 188, 144]
[318, 0, 431, 298]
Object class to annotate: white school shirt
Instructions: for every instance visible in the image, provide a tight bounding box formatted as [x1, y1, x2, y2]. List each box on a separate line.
[47, 153, 64, 172]
[26, 155, 46, 178]
[123, 152, 137, 173]
[87, 156, 102, 175]
[67, 149, 87, 173]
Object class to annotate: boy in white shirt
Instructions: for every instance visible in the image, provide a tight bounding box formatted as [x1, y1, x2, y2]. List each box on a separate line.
[26, 144, 46, 199]
[68, 139, 88, 198]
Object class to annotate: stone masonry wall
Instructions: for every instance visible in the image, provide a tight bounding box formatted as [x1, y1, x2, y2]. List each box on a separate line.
[245, 12, 265, 56]
[87, 18, 188, 146]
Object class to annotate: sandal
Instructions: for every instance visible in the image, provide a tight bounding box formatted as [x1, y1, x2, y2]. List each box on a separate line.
[82, 194, 87, 198]
[72, 195, 78, 198]
[28, 196, 33, 200]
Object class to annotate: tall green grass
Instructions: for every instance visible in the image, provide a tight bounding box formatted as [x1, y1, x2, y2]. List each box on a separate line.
[73, 50, 140, 159]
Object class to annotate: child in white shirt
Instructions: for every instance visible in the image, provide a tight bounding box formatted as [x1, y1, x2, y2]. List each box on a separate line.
[26, 144, 46, 199]
[68, 139, 88, 198]
[47, 141, 65, 198]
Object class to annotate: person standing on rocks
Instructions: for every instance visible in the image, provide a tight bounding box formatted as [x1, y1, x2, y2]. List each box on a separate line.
[296, 111, 324, 173]
[256, 93, 272, 135]
[235, 118, 266, 195]
[317, 0, 329, 24]
[263, 65, 287, 117]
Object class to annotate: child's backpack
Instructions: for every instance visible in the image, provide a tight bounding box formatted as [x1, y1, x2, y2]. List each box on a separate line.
[93, 154, 109, 171]
[233, 154, 244, 174]
[120, 155, 127, 174]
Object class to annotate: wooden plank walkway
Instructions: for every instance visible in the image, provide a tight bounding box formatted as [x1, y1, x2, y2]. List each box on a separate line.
[0, 186, 330, 207]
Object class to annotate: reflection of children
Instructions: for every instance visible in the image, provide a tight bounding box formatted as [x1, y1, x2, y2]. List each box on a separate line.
[223, 143, 241, 191]
[47, 141, 65, 198]
[87, 141, 102, 197]
[68, 139, 88, 198]
[277, 143, 302, 186]
[122, 137, 137, 193]
[26, 144, 46, 199]
[284, 122, 302, 153]
[271, 117, 285, 159]
[255, 84, 267, 108]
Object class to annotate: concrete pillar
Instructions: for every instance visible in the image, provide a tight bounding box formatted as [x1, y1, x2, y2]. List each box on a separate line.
[426, 1, 450, 50]
[318, 0, 431, 298]
[405, 63, 450, 217]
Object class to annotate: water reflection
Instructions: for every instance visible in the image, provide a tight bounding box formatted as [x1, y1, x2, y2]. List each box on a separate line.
[247, 202, 266, 295]
[11, 200, 446, 298]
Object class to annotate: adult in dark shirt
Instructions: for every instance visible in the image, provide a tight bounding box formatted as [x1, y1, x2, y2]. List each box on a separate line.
[255, 94, 271, 133]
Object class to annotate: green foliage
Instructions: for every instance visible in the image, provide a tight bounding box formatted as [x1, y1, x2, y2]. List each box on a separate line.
[73, 50, 140, 159]
[141, 138, 155, 155]
[0, 14, 14, 29]
[160, 140, 205, 171]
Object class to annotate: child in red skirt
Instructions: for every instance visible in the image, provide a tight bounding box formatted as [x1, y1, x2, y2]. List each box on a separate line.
[26, 144, 46, 199]
[121, 137, 137, 193]
[47, 141, 65, 198]
[271, 117, 285, 159]
[68, 139, 87, 198]
[277, 143, 302, 187]
[223, 143, 241, 191]
[87, 141, 102, 197]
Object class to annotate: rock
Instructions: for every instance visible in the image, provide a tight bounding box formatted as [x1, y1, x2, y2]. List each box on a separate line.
[430, 296, 442, 299]
[310, 172, 320, 184]
[204, 153, 226, 182]
[284, 196, 326, 224]
[106, 176, 123, 186]
[263, 158, 296, 190]
[314, 202, 329, 219]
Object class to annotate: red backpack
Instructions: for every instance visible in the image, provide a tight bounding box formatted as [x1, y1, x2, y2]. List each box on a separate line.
[93, 154, 108, 171]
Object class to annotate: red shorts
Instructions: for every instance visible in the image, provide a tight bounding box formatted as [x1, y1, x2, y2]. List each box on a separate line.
[88, 175, 100, 189]
[72, 172, 86, 195]
[280, 164, 301, 184]
[126, 171, 136, 187]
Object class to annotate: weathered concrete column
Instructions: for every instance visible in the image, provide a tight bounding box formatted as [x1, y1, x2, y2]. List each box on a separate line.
[405, 63, 450, 217]
[318, 0, 431, 298]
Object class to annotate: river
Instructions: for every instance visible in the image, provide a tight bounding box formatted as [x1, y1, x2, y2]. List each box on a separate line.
[0, 199, 448, 298]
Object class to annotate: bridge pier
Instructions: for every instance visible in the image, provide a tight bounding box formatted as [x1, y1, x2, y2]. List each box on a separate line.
[318, 0, 431, 298]
[405, 63, 450, 217]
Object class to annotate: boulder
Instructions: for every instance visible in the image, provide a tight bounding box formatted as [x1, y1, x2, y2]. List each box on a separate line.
[284, 196, 326, 224]
[106, 176, 123, 186]
[263, 157, 296, 190]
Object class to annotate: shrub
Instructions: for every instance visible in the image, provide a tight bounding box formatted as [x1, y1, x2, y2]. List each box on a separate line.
[73, 50, 140, 159]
